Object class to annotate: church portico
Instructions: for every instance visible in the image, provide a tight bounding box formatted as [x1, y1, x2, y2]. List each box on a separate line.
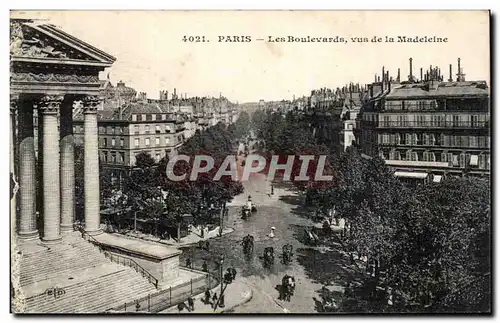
[10, 19, 116, 243]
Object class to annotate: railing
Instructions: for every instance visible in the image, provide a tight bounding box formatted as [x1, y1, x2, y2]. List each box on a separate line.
[377, 121, 489, 129]
[104, 253, 159, 289]
[108, 267, 219, 313]
[76, 225, 159, 289]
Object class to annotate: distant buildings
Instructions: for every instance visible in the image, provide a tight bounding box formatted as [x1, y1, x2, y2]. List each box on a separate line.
[73, 80, 239, 184]
[356, 58, 490, 184]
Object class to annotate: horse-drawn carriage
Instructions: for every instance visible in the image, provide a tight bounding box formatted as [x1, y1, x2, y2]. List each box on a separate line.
[282, 244, 293, 264]
[279, 274, 296, 302]
[241, 234, 255, 255]
[263, 247, 274, 268]
[241, 201, 257, 219]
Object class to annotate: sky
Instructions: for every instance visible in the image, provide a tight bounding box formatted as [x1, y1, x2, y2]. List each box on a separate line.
[11, 10, 490, 103]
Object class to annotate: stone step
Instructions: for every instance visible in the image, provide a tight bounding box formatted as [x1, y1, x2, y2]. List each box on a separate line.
[26, 269, 132, 313]
[27, 268, 156, 313]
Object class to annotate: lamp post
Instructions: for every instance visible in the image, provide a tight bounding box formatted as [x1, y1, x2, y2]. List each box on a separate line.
[219, 254, 225, 308]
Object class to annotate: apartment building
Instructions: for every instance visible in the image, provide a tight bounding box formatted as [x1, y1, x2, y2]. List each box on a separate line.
[356, 58, 490, 183]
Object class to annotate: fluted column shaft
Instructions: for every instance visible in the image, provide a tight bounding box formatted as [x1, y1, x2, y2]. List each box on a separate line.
[18, 99, 38, 239]
[83, 96, 101, 234]
[10, 97, 18, 238]
[40, 95, 63, 243]
[60, 100, 75, 233]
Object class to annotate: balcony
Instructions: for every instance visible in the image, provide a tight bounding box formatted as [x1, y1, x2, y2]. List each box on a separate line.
[377, 121, 489, 129]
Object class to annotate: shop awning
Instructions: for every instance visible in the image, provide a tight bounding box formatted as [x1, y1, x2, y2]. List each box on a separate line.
[433, 175, 443, 183]
[394, 171, 428, 179]
[470, 155, 479, 166]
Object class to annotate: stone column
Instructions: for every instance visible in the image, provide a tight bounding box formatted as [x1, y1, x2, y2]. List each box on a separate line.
[17, 98, 38, 240]
[82, 96, 102, 235]
[60, 99, 75, 233]
[10, 96, 18, 238]
[40, 95, 63, 244]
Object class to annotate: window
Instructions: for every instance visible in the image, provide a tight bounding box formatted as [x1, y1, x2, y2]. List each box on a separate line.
[145, 125, 150, 133]
[429, 134, 435, 146]
[405, 133, 411, 145]
[395, 151, 401, 160]
[136, 114, 142, 121]
[382, 116, 390, 127]
[459, 153, 466, 168]
[478, 136, 485, 148]
[155, 137, 160, 145]
[396, 133, 401, 145]
[423, 151, 428, 161]
[423, 134, 429, 145]
[134, 138, 140, 147]
[107, 126, 113, 134]
[461, 136, 469, 148]
[166, 125, 172, 133]
[146, 114, 153, 121]
[165, 137, 170, 145]
[412, 133, 418, 145]
[120, 138, 124, 147]
[103, 138, 108, 147]
[478, 154, 486, 169]
[471, 115, 479, 127]
[470, 136, 478, 148]
[118, 127, 124, 134]
[145, 138, 150, 146]
[119, 152, 125, 163]
[441, 152, 447, 162]
[134, 125, 139, 134]
[155, 125, 161, 134]
[416, 115, 425, 127]
[111, 152, 116, 164]
[102, 151, 108, 162]
[99, 126, 105, 134]
[111, 138, 116, 147]
[389, 150, 395, 160]
[405, 150, 411, 161]
[452, 154, 459, 166]
[411, 152, 418, 161]
[157, 114, 162, 121]
[429, 152, 436, 162]
[452, 115, 460, 127]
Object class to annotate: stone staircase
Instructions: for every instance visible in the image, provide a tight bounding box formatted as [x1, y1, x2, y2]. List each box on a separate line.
[16, 233, 158, 313]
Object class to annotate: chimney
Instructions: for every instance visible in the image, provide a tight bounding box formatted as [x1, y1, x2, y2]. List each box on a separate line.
[420, 68, 423, 82]
[375, 74, 377, 82]
[166, 91, 169, 101]
[382, 66, 385, 82]
[369, 84, 373, 97]
[409, 58, 413, 81]
[457, 58, 461, 81]
[397, 68, 401, 82]
[174, 88, 177, 96]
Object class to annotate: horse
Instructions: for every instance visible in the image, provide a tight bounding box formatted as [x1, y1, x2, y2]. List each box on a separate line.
[263, 247, 274, 268]
[280, 275, 296, 302]
[241, 206, 251, 219]
[282, 244, 293, 264]
[241, 234, 254, 255]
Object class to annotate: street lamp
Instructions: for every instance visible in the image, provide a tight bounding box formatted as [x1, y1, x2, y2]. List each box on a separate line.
[218, 254, 225, 308]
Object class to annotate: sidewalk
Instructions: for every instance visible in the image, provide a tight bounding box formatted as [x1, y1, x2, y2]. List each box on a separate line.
[122, 226, 234, 247]
[159, 278, 253, 314]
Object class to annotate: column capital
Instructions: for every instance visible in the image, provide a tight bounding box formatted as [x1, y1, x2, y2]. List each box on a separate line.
[10, 95, 19, 114]
[39, 95, 64, 114]
[82, 95, 101, 113]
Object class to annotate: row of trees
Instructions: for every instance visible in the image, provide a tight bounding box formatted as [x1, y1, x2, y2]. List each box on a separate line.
[251, 109, 491, 313]
[75, 121, 244, 241]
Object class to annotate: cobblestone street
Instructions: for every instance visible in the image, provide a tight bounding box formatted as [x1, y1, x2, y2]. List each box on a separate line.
[180, 172, 355, 313]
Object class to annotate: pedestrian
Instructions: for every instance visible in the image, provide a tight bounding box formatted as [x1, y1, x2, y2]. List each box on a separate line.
[187, 297, 195, 311]
[212, 292, 218, 309]
[177, 302, 185, 313]
[186, 257, 191, 268]
[205, 240, 210, 251]
[230, 267, 237, 280]
[204, 289, 211, 304]
[202, 261, 208, 273]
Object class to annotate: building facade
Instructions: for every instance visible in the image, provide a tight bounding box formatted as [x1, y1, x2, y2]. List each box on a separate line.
[356, 58, 490, 183]
[10, 18, 115, 241]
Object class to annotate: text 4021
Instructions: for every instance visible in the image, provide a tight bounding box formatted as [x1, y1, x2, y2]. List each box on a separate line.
[182, 36, 208, 42]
